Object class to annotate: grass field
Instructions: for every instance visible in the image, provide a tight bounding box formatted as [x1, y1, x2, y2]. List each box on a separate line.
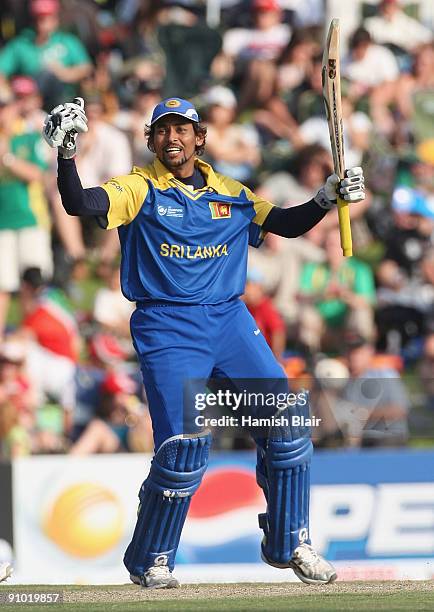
[1, 582, 434, 611]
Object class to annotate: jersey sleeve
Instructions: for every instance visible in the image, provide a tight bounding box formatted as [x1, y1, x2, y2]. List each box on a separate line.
[101, 172, 149, 230]
[244, 186, 275, 226]
[216, 174, 275, 248]
[241, 184, 274, 247]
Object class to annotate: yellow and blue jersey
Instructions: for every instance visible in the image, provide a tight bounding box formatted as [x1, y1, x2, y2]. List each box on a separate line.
[101, 158, 274, 304]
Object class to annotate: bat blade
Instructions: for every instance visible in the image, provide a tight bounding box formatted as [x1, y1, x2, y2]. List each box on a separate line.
[322, 19, 353, 257]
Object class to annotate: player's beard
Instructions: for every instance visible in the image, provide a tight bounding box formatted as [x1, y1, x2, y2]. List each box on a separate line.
[161, 148, 195, 169]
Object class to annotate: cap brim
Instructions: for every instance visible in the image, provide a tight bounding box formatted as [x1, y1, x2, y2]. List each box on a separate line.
[150, 111, 199, 125]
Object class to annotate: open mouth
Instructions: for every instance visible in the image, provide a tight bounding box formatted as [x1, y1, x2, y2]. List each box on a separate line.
[164, 146, 183, 157]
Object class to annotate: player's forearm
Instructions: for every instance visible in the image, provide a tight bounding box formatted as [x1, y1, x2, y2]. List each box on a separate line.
[57, 156, 109, 217]
[262, 199, 328, 238]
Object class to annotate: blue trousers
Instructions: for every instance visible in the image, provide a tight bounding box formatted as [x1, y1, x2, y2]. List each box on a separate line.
[130, 298, 285, 449]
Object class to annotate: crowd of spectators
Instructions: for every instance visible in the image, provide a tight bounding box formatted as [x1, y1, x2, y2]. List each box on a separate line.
[0, 0, 433, 458]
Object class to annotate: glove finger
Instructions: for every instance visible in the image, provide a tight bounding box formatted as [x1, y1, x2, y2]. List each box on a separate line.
[43, 126, 66, 147]
[345, 166, 363, 178]
[50, 104, 65, 115]
[340, 176, 364, 188]
[65, 103, 88, 119]
[342, 191, 365, 202]
[340, 181, 364, 192]
[69, 110, 88, 126]
[73, 97, 85, 110]
[60, 116, 75, 131]
[327, 173, 340, 185]
[61, 105, 86, 118]
[73, 117, 88, 133]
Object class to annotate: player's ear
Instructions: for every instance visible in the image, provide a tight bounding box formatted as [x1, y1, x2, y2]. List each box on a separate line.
[195, 132, 205, 148]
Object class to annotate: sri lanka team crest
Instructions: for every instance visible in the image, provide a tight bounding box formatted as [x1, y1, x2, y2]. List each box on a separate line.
[209, 202, 232, 219]
[165, 99, 181, 108]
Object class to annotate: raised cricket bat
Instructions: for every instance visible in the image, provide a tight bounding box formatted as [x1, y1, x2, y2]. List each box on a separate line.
[322, 19, 352, 257]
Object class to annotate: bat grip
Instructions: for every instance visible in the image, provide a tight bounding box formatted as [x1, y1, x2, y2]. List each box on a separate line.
[337, 196, 352, 257]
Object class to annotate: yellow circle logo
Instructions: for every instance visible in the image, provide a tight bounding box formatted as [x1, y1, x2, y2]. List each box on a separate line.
[43, 483, 124, 558]
[165, 99, 181, 108]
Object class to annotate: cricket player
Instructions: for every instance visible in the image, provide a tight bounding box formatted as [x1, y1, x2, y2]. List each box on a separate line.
[42, 97, 364, 589]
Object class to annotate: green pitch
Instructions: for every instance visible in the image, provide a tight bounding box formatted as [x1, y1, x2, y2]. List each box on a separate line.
[1, 582, 434, 611]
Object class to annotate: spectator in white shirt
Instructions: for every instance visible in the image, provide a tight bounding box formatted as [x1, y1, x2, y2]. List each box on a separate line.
[364, 0, 432, 54]
[93, 265, 134, 339]
[203, 85, 261, 184]
[220, 0, 291, 110]
[342, 28, 399, 98]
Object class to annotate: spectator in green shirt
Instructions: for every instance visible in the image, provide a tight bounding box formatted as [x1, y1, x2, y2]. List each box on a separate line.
[0, 0, 92, 109]
[298, 228, 376, 352]
[0, 92, 52, 337]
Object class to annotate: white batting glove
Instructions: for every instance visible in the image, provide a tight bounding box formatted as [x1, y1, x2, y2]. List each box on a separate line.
[314, 167, 365, 210]
[43, 98, 88, 159]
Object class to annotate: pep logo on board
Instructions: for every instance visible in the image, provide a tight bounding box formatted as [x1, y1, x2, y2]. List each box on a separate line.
[209, 202, 232, 219]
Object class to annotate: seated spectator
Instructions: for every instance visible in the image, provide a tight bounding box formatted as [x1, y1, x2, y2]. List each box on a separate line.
[93, 264, 134, 340]
[375, 243, 434, 354]
[311, 356, 349, 447]
[0, 400, 32, 458]
[259, 143, 374, 260]
[0, 92, 52, 337]
[257, 144, 332, 207]
[11, 76, 46, 132]
[277, 28, 318, 93]
[248, 232, 325, 330]
[223, 0, 291, 65]
[342, 27, 399, 98]
[242, 268, 286, 359]
[299, 94, 372, 169]
[371, 43, 434, 143]
[70, 370, 152, 454]
[66, 258, 103, 323]
[364, 0, 432, 54]
[72, 333, 128, 441]
[342, 332, 410, 447]
[18, 267, 78, 431]
[298, 228, 376, 352]
[0, 0, 92, 109]
[118, 1, 165, 77]
[254, 49, 326, 145]
[112, 83, 162, 167]
[204, 85, 260, 184]
[383, 185, 434, 279]
[0, 339, 37, 418]
[221, 0, 291, 110]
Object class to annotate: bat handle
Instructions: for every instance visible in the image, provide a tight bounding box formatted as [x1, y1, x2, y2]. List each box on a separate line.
[337, 196, 352, 257]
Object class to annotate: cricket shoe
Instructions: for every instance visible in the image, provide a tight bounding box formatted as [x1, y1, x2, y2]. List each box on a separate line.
[289, 543, 337, 585]
[262, 542, 337, 585]
[0, 562, 13, 583]
[130, 566, 179, 589]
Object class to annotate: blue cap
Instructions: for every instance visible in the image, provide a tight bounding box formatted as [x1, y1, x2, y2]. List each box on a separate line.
[150, 97, 200, 125]
[392, 186, 434, 219]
